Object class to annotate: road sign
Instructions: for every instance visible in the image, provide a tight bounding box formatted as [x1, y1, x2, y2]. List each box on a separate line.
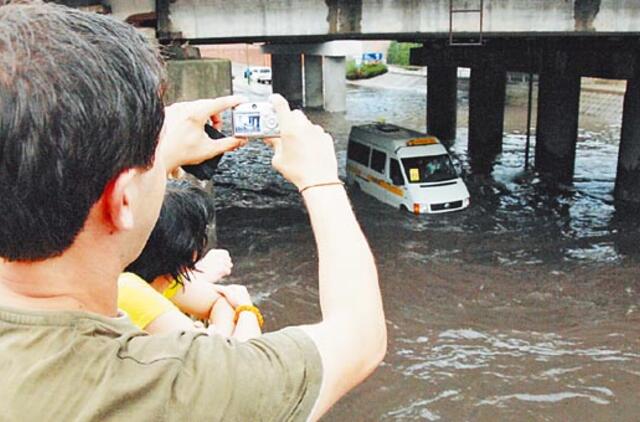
[362, 52, 383, 63]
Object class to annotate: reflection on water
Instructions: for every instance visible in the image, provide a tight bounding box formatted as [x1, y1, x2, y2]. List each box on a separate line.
[215, 79, 640, 420]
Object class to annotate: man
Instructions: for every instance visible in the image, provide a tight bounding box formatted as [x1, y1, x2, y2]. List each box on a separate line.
[0, 3, 386, 421]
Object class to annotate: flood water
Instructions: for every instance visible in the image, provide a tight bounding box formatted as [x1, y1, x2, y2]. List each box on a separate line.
[213, 71, 640, 420]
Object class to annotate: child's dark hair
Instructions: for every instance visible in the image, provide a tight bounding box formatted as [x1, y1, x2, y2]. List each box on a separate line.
[125, 179, 215, 283]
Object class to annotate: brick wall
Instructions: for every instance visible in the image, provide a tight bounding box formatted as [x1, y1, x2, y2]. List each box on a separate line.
[199, 44, 271, 67]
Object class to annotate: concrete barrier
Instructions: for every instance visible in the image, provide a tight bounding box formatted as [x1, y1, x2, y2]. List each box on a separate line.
[164, 58, 232, 105]
[164, 58, 233, 247]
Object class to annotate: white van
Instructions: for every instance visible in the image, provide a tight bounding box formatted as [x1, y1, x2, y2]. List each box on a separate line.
[346, 123, 470, 214]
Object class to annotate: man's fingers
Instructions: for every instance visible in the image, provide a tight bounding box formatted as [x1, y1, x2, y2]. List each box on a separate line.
[263, 136, 282, 151]
[265, 137, 284, 167]
[291, 109, 308, 121]
[271, 137, 283, 156]
[269, 94, 291, 120]
[189, 95, 247, 121]
[210, 136, 246, 154]
[184, 136, 246, 165]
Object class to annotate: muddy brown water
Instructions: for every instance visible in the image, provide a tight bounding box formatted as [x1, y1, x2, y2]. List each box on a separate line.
[212, 77, 640, 420]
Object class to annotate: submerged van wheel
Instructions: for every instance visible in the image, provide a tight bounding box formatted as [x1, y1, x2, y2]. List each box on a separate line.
[399, 204, 408, 213]
[349, 182, 362, 194]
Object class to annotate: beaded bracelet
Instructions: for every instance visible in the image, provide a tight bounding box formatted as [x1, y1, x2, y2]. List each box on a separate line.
[298, 181, 345, 194]
[234, 304, 265, 328]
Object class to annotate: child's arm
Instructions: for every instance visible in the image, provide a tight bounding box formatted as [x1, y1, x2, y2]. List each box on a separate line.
[145, 309, 200, 334]
[151, 276, 222, 320]
[208, 297, 235, 337]
[214, 284, 262, 342]
[234, 311, 262, 342]
[151, 274, 244, 338]
[118, 273, 201, 334]
[149, 249, 233, 320]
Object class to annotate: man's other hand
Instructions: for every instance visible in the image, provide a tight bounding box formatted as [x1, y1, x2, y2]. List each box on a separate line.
[265, 94, 340, 190]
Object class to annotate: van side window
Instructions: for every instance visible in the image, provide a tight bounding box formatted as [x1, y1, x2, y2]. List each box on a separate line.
[389, 159, 404, 186]
[347, 141, 371, 166]
[370, 149, 386, 173]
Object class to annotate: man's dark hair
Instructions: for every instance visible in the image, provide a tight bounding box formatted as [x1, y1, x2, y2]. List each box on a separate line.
[125, 180, 215, 283]
[0, 3, 166, 260]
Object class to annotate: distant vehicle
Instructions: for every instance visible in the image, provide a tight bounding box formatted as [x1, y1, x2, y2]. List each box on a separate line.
[346, 123, 470, 214]
[244, 66, 272, 84]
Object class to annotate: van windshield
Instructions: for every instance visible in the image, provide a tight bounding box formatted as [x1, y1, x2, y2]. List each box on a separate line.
[401, 154, 458, 183]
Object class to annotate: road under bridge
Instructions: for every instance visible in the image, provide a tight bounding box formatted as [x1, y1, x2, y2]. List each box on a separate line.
[53, 0, 640, 205]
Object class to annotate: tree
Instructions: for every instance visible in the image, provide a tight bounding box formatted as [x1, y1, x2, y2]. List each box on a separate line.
[386, 41, 422, 66]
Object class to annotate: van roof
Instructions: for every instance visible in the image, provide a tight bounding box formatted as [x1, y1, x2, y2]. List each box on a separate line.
[349, 123, 445, 154]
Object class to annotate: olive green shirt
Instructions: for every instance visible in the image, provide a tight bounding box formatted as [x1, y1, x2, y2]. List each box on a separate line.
[0, 305, 322, 421]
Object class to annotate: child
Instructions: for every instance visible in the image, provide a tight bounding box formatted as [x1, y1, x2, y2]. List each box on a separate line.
[118, 179, 262, 341]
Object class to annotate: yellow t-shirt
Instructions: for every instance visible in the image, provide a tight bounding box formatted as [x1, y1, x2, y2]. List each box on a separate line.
[161, 277, 182, 299]
[117, 272, 178, 330]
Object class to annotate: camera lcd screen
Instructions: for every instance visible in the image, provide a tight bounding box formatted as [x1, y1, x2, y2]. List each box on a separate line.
[234, 112, 261, 134]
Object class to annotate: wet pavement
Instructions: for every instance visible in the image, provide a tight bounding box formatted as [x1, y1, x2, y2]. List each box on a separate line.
[214, 68, 639, 420]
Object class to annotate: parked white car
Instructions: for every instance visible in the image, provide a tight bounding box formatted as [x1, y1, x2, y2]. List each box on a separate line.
[244, 66, 272, 84]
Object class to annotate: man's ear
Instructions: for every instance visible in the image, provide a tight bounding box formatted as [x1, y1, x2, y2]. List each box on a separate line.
[102, 169, 139, 232]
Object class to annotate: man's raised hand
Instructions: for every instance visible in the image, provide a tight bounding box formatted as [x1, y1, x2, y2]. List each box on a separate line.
[159, 96, 248, 173]
[266, 94, 340, 191]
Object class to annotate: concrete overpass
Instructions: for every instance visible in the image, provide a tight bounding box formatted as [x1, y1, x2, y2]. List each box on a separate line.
[54, 1, 640, 205]
[95, 0, 640, 43]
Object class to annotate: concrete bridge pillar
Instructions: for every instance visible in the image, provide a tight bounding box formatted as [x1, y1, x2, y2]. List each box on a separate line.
[272, 54, 303, 108]
[535, 55, 581, 183]
[263, 42, 358, 112]
[427, 66, 457, 143]
[304, 55, 324, 108]
[615, 74, 640, 204]
[324, 56, 346, 112]
[468, 65, 507, 174]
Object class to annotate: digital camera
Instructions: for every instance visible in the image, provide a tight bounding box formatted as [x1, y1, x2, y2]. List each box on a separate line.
[232, 102, 280, 138]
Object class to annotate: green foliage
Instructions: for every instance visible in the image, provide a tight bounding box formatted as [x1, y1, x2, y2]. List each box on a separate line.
[360, 63, 388, 79]
[346, 62, 388, 80]
[346, 59, 358, 78]
[386, 41, 422, 66]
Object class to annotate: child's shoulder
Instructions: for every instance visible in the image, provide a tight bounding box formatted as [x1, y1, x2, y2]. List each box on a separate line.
[117, 272, 179, 330]
[118, 272, 152, 289]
